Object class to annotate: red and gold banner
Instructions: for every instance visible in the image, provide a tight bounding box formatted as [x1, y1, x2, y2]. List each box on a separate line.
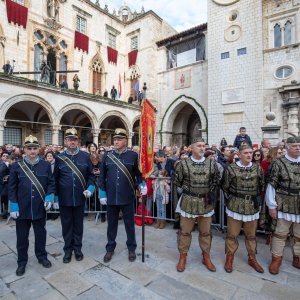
[139, 99, 155, 179]
[6, 0, 28, 29]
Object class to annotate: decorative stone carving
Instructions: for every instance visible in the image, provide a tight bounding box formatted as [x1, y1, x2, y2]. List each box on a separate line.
[224, 24, 242, 42]
[44, 18, 63, 30]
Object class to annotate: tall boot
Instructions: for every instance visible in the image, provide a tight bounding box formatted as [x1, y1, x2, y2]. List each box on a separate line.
[176, 253, 187, 272]
[154, 219, 161, 229]
[202, 252, 216, 272]
[292, 256, 300, 269]
[224, 254, 234, 273]
[159, 220, 166, 229]
[248, 255, 264, 273]
[269, 255, 283, 275]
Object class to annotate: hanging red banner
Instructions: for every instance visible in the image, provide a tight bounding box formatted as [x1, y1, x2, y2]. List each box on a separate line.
[6, 0, 28, 29]
[128, 50, 138, 67]
[139, 99, 155, 179]
[107, 46, 118, 64]
[74, 31, 89, 53]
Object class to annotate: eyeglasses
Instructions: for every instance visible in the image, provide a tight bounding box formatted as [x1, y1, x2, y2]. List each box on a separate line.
[27, 147, 38, 151]
[2, 155, 8, 158]
[254, 154, 261, 157]
[99, 150, 105, 152]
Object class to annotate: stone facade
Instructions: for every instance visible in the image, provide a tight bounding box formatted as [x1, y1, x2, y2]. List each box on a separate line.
[0, 0, 300, 147]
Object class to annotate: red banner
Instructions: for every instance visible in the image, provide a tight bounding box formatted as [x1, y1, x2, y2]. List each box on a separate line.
[107, 46, 118, 64]
[74, 31, 89, 53]
[128, 50, 138, 67]
[139, 99, 155, 179]
[6, 0, 28, 29]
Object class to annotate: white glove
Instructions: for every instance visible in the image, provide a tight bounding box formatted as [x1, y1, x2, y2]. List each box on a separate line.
[53, 202, 59, 210]
[10, 211, 19, 219]
[100, 198, 107, 205]
[44, 201, 52, 211]
[83, 190, 92, 198]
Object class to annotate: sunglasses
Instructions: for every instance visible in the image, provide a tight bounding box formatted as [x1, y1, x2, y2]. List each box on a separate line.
[27, 147, 38, 151]
[2, 155, 9, 157]
[254, 154, 261, 157]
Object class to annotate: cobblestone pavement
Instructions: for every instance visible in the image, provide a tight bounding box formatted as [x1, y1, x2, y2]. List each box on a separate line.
[0, 216, 299, 300]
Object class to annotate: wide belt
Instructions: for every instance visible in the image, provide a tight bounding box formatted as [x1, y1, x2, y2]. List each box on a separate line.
[230, 192, 257, 201]
[183, 189, 206, 198]
[277, 187, 300, 196]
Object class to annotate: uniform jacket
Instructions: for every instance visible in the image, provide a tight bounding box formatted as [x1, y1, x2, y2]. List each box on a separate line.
[8, 158, 55, 220]
[99, 149, 143, 205]
[54, 150, 95, 207]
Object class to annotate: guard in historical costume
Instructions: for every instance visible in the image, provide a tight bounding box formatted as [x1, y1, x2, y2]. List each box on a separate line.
[222, 144, 265, 273]
[8, 135, 56, 276]
[54, 128, 95, 263]
[99, 128, 146, 263]
[174, 138, 219, 272]
[266, 136, 300, 274]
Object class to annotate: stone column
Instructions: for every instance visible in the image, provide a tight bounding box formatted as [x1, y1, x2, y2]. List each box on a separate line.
[0, 121, 7, 146]
[52, 125, 61, 145]
[128, 132, 134, 148]
[261, 112, 281, 146]
[92, 129, 100, 146]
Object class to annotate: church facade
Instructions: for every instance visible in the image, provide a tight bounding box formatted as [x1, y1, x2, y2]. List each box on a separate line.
[0, 0, 300, 147]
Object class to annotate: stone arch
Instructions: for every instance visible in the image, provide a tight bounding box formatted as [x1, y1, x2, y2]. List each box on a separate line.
[56, 103, 98, 129]
[159, 95, 208, 145]
[99, 111, 131, 132]
[0, 94, 56, 123]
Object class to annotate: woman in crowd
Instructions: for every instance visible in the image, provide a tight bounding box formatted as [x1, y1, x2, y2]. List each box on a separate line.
[88, 143, 98, 155]
[98, 146, 106, 155]
[252, 149, 264, 165]
[45, 151, 56, 173]
[261, 147, 283, 176]
[0, 152, 10, 219]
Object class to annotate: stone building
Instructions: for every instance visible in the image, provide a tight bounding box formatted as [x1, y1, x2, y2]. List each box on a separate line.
[0, 0, 175, 146]
[0, 0, 300, 148]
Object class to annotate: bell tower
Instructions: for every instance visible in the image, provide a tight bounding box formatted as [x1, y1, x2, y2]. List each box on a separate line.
[207, 0, 264, 145]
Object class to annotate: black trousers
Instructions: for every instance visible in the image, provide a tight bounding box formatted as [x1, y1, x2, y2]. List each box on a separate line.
[106, 203, 137, 252]
[16, 218, 47, 267]
[59, 205, 84, 254]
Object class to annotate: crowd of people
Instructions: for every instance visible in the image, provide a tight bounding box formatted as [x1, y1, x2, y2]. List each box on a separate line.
[0, 126, 299, 277]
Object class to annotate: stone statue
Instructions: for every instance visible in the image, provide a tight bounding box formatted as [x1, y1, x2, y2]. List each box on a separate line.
[47, 0, 59, 20]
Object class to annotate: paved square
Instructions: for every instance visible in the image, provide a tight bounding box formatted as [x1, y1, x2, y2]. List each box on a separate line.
[0, 216, 299, 299]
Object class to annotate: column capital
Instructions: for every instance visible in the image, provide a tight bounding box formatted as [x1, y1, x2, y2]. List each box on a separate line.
[128, 131, 134, 138]
[91, 129, 101, 135]
[0, 121, 7, 129]
[51, 125, 61, 132]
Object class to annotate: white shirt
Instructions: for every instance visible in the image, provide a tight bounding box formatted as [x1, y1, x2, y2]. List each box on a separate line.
[266, 154, 300, 223]
[226, 160, 260, 222]
[176, 156, 214, 218]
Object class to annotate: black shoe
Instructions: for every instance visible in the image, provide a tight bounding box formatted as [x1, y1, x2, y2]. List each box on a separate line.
[39, 259, 52, 268]
[101, 216, 106, 223]
[16, 265, 26, 276]
[128, 251, 136, 262]
[75, 252, 84, 261]
[63, 252, 72, 263]
[103, 251, 114, 263]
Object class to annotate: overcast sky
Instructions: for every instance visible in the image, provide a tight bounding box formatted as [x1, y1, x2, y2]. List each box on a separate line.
[93, 1, 207, 32]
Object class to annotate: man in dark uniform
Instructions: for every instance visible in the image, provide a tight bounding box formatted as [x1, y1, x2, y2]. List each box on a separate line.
[54, 128, 95, 263]
[8, 135, 55, 276]
[99, 128, 146, 262]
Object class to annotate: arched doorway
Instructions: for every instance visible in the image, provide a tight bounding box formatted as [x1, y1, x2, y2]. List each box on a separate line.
[172, 105, 202, 146]
[99, 115, 128, 146]
[160, 96, 207, 146]
[60, 109, 93, 146]
[4, 101, 52, 146]
[129, 66, 140, 100]
[132, 119, 140, 146]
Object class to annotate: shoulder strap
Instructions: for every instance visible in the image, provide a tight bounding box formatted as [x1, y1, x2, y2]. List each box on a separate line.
[57, 155, 86, 189]
[107, 152, 135, 193]
[18, 161, 46, 200]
